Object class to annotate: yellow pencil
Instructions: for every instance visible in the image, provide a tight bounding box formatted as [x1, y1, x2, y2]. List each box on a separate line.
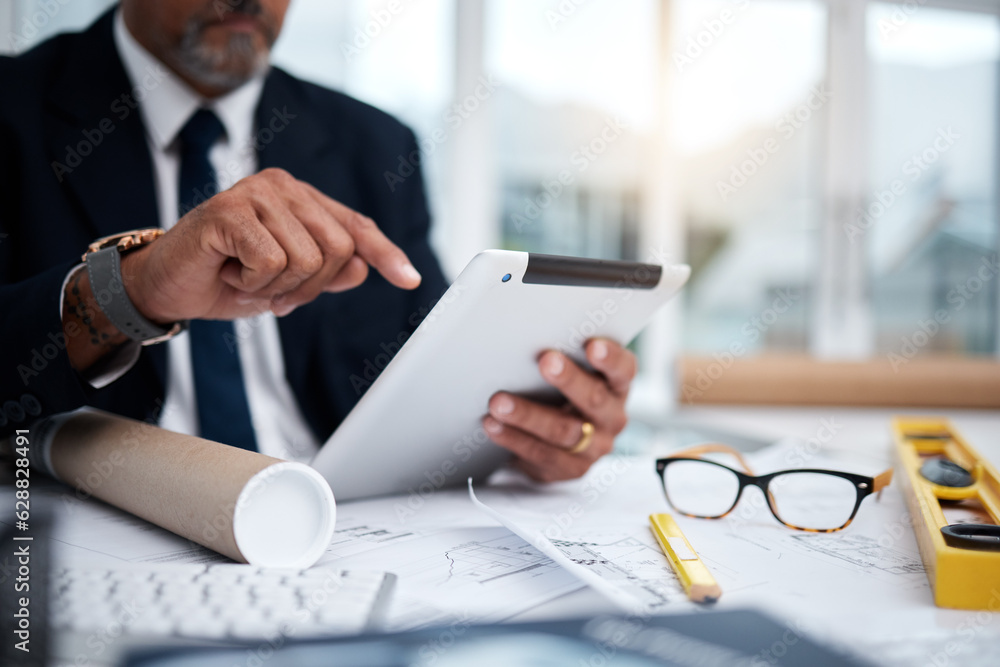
[649, 513, 722, 603]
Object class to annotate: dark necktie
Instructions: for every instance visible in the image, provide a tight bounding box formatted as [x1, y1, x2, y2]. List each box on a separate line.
[179, 109, 259, 451]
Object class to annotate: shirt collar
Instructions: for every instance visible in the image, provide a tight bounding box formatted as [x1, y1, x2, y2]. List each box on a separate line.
[113, 9, 265, 152]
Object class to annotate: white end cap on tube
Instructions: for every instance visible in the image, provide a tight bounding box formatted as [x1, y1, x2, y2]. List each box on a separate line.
[232, 462, 336, 569]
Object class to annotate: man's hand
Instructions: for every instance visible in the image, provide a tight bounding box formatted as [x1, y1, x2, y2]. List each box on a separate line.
[64, 168, 421, 374]
[122, 168, 421, 323]
[482, 339, 636, 482]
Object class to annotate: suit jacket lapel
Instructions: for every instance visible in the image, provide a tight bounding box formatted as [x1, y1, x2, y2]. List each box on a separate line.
[43, 9, 160, 242]
[255, 70, 345, 193]
[43, 10, 166, 385]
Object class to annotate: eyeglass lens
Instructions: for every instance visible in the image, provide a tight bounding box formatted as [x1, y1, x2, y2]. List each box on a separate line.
[662, 460, 740, 518]
[767, 472, 858, 530]
[662, 460, 860, 530]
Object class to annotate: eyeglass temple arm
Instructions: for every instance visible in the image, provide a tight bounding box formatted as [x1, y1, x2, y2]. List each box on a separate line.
[873, 468, 893, 500]
[670, 443, 757, 476]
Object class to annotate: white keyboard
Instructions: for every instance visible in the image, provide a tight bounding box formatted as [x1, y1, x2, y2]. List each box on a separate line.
[50, 563, 396, 641]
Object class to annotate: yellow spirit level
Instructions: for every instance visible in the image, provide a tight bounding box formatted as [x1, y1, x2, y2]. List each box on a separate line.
[893, 417, 1000, 610]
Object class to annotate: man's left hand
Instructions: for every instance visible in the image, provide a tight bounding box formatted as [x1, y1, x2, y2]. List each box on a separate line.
[483, 338, 636, 482]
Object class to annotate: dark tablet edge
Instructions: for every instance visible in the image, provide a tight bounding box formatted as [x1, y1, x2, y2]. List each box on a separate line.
[523, 253, 662, 289]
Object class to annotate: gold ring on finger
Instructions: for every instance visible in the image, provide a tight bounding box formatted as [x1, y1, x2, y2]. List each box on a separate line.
[569, 421, 595, 455]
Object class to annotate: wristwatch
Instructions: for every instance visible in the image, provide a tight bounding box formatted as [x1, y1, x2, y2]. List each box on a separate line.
[82, 228, 188, 345]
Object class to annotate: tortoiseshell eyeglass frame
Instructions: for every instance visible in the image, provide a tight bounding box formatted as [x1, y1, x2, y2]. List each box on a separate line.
[654, 444, 894, 533]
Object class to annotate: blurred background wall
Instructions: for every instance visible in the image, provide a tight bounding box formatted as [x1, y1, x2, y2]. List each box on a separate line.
[4, 0, 998, 406]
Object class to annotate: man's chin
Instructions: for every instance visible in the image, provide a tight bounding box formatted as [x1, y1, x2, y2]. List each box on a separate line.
[168, 21, 273, 94]
[175, 58, 268, 94]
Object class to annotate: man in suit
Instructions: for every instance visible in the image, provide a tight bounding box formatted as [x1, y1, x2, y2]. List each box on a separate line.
[0, 0, 638, 482]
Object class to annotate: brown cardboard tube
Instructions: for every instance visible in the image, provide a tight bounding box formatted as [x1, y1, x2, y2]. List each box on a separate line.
[47, 409, 336, 568]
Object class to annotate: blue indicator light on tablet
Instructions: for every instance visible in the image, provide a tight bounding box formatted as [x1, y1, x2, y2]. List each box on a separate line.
[502, 273, 511, 282]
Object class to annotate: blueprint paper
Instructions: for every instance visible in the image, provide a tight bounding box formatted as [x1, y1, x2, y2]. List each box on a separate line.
[460, 446, 971, 656]
[467, 479, 647, 613]
[309, 494, 591, 629]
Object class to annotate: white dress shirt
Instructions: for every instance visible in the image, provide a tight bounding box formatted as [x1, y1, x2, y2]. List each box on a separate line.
[112, 11, 319, 462]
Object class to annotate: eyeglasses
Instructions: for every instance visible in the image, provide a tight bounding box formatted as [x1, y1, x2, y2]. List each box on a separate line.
[655, 444, 893, 532]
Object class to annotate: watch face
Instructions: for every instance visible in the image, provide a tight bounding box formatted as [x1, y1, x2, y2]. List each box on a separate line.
[83, 228, 165, 261]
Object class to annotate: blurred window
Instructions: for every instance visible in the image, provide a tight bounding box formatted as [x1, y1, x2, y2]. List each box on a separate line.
[273, 0, 454, 139]
[671, 0, 827, 354]
[484, 0, 659, 260]
[866, 2, 1000, 358]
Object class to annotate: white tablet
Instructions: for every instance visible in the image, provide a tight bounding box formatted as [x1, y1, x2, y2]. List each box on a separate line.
[310, 250, 690, 501]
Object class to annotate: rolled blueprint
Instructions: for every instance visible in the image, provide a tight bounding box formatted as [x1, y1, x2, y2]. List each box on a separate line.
[33, 409, 335, 568]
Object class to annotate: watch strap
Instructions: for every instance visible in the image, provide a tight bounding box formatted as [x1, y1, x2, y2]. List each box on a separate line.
[85, 246, 176, 343]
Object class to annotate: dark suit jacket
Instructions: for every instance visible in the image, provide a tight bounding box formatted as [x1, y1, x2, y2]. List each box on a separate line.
[0, 10, 448, 440]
